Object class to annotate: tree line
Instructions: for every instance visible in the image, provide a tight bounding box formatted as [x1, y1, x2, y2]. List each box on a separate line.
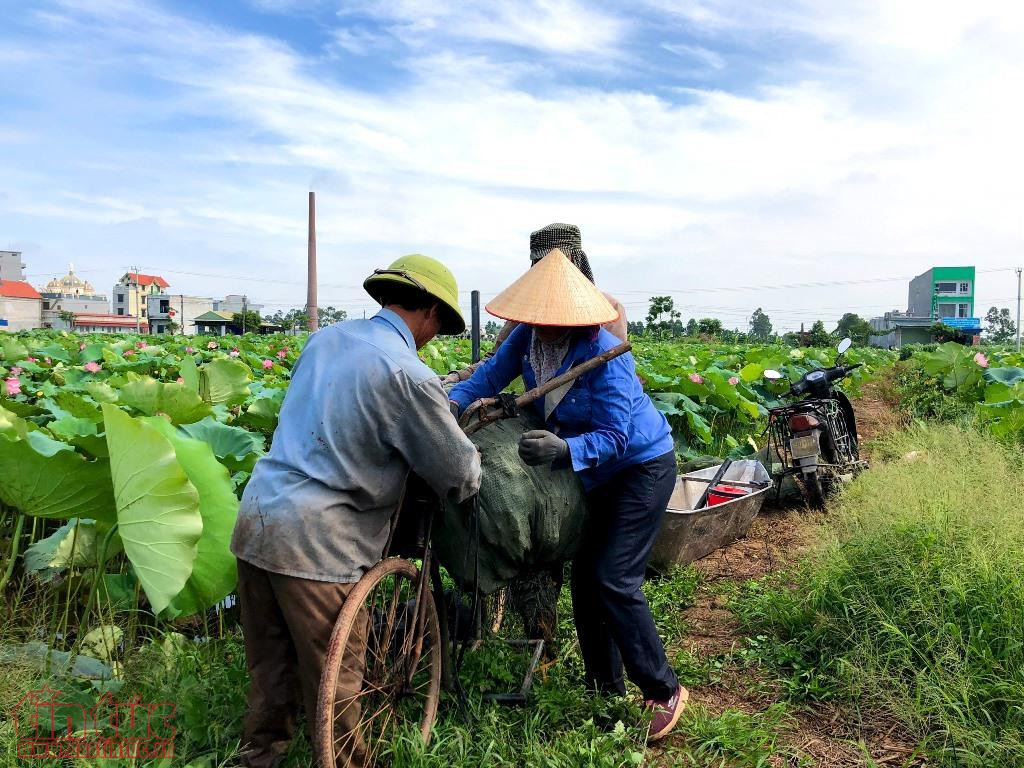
[629, 296, 1018, 346]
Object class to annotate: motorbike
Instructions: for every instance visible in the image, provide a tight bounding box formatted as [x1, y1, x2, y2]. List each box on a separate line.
[763, 338, 868, 508]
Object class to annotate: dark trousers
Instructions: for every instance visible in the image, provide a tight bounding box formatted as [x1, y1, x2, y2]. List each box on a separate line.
[236, 559, 367, 768]
[571, 451, 679, 702]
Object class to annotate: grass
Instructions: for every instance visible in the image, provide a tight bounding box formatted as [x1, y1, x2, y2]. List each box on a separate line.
[731, 423, 1024, 766]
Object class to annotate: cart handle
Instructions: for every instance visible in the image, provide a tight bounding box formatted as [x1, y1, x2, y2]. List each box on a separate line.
[458, 341, 632, 435]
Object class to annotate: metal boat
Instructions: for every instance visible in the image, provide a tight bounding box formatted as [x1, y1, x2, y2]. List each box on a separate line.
[650, 459, 772, 570]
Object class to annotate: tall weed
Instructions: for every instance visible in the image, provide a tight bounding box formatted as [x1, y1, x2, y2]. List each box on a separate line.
[734, 424, 1024, 766]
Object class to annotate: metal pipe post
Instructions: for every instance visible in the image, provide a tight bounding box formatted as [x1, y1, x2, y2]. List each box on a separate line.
[1016, 267, 1022, 352]
[471, 290, 481, 363]
[306, 191, 318, 332]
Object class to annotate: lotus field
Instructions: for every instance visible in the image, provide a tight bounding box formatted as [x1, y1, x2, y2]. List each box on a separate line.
[3, 329, 1024, 767]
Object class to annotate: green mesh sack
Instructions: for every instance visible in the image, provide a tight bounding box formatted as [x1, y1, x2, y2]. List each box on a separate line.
[433, 412, 586, 595]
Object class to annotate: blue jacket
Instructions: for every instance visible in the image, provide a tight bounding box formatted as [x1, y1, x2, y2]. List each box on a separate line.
[449, 325, 674, 491]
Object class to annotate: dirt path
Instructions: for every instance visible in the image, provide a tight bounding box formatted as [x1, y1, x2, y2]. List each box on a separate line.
[659, 381, 922, 766]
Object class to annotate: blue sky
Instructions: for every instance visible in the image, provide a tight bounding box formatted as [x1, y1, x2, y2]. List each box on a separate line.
[2, 0, 1022, 330]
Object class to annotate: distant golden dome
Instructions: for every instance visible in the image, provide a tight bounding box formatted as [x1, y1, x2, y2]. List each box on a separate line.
[44, 263, 95, 297]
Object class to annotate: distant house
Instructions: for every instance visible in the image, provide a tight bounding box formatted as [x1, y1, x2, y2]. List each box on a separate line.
[147, 294, 215, 335]
[0, 250, 26, 282]
[112, 272, 170, 324]
[870, 266, 981, 347]
[39, 265, 110, 330]
[214, 294, 263, 315]
[194, 310, 282, 336]
[0, 280, 43, 331]
[71, 313, 142, 334]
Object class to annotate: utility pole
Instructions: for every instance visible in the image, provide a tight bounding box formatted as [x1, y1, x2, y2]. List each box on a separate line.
[242, 294, 248, 334]
[133, 265, 141, 335]
[306, 191, 318, 332]
[1016, 266, 1022, 352]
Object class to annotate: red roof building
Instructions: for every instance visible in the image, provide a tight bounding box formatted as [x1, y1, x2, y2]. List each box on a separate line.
[0, 280, 43, 331]
[121, 272, 169, 288]
[0, 280, 43, 300]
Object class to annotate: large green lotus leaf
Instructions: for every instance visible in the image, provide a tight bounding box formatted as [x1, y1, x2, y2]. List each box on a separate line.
[79, 343, 109, 363]
[51, 391, 104, 422]
[85, 381, 119, 403]
[977, 399, 1024, 437]
[200, 358, 251, 406]
[145, 417, 239, 618]
[0, 399, 45, 418]
[1, 337, 28, 362]
[35, 343, 72, 363]
[24, 518, 102, 582]
[48, 415, 99, 440]
[0, 406, 116, 523]
[179, 355, 200, 393]
[984, 367, 1024, 386]
[102, 404, 202, 615]
[118, 378, 213, 424]
[102, 572, 139, 611]
[178, 416, 264, 471]
[238, 387, 286, 431]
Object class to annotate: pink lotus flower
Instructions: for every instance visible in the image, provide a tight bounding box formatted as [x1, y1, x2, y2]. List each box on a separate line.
[79, 343, 87, 351]
[207, 342, 218, 350]
[83, 361, 101, 373]
[136, 341, 147, 349]
[974, 352, 988, 368]
[26, 357, 37, 363]
[10, 366, 22, 376]
[229, 348, 239, 358]
[123, 349, 136, 357]
[277, 349, 287, 359]
[44, 357, 51, 365]
[728, 376, 739, 386]
[688, 373, 704, 385]
[176, 377, 185, 384]
[185, 346, 195, 354]
[262, 359, 274, 369]
[5, 378, 21, 397]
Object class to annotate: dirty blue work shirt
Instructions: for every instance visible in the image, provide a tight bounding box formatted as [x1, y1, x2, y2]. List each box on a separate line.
[449, 325, 673, 490]
[231, 309, 482, 583]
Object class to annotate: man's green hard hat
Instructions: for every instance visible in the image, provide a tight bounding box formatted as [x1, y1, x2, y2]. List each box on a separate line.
[363, 254, 466, 335]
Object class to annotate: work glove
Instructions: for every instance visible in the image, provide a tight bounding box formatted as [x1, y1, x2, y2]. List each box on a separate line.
[518, 430, 569, 466]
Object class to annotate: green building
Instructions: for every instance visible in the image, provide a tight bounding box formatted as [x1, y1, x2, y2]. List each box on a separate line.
[870, 266, 980, 347]
[908, 266, 976, 323]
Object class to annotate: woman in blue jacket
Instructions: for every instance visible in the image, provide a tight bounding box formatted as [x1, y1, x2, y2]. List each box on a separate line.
[449, 250, 687, 741]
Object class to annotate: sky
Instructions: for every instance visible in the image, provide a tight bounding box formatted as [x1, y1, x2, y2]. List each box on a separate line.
[1, 0, 1022, 332]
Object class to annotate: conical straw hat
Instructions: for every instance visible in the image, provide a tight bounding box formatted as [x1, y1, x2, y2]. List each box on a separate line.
[486, 249, 619, 327]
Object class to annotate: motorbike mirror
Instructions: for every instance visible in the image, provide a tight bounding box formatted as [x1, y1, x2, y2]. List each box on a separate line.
[837, 338, 852, 355]
[763, 369, 783, 380]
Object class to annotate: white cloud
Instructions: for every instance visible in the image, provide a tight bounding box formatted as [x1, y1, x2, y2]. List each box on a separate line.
[343, 0, 627, 56]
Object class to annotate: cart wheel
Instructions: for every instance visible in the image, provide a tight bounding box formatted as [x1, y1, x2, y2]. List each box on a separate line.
[316, 557, 442, 768]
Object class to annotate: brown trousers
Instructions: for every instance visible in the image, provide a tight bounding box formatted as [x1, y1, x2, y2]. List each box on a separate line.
[236, 559, 368, 768]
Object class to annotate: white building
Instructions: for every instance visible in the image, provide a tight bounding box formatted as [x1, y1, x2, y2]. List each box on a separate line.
[147, 293, 215, 335]
[0, 250, 26, 282]
[214, 294, 263, 314]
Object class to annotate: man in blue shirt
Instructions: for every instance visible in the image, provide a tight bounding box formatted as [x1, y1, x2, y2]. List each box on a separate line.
[232, 254, 480, 768]
[450, 250, 687, 742]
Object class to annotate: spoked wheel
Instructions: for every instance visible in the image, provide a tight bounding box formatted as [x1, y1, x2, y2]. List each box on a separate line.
[316, 557, 442, 767]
